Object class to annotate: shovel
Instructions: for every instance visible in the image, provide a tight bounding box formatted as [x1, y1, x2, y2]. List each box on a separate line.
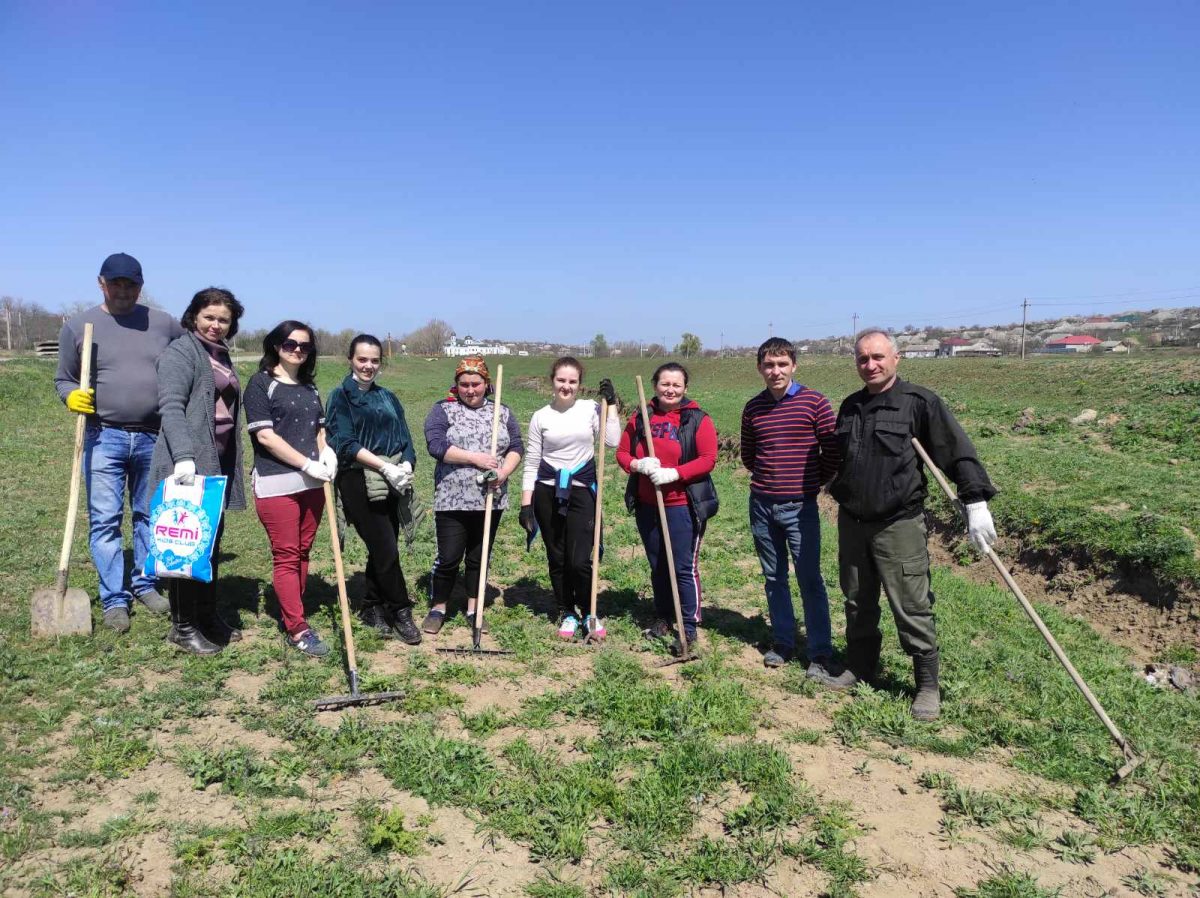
[912, 436, 1143, 783]
[32, 321, 95, 638]
[635, 376, 697, 667]
[313, 481, 406, 711]
[438, 364, 513, 658]
[582, 397, 608, 645]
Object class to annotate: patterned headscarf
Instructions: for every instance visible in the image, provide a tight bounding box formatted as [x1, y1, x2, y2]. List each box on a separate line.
[454, 355, 490, 383]
[448, 355, 491, 401]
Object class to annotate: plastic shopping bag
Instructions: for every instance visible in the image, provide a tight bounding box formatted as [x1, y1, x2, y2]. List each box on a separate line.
[145, 475, 228, 582]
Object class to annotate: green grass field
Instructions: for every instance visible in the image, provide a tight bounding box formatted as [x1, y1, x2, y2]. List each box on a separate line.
[1, 354, 1198, 897]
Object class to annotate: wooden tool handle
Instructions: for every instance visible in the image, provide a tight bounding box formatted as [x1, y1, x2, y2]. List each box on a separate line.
[324, 481, 358, 674]
[475, 365, 503, 631]
[635, 376, 688, 655]
[57, 322, 94, 578]
[588, 398, 607, 619]
[911, 436, 1135, 757]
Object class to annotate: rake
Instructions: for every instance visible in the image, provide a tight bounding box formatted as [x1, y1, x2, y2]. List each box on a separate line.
[912, 436, 1143, 783]
[635, 376, 698, 667]
[582, 396, 609, 645]
[313, 481, 406, 712]
[438, 364, 513, 658]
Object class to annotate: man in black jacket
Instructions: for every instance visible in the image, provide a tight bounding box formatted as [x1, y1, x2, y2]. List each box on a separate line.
[827, 330, 997, 719]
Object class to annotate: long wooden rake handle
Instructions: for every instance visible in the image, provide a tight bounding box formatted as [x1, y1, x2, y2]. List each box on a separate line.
[56, 322, 94, 597]
[323, 480, 361, 693]
[911, 436, 1140, 769]
[587, 398, 607, 624]
[635, 376, 688, 657]
[474, 365, 504, 639]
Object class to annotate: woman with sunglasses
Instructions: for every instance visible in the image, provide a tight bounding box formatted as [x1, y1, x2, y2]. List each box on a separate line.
[520, 357, 619, 640]
[324, 334, 422, 644]
[422, 356, 523, 634]
[243, 321, 338, 656]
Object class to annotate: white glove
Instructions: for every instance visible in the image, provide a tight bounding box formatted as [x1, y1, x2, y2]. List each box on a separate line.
[302, 458, 334, 482]
[380, 461, 412, 493]
[173, 459, 196, 486]
[649, 467, 680, 486]
[966, 501, 997, 553]
[319, 445, 338, 479]
[636, 456, 661, 475]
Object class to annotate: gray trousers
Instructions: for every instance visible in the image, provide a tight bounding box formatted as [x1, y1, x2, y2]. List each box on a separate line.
[838, 512, 937, 657]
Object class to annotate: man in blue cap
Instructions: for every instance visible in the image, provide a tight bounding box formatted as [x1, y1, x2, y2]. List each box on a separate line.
[54, 253, 184, 632]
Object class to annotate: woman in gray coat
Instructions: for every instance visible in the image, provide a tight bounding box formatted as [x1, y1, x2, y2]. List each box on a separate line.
[151, 287, 247, 654]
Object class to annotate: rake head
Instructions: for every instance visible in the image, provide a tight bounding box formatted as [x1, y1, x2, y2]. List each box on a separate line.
[581, 615, 606, 645]
[312, 689, 406, 712]
[435, 646, 515, 657]
[656, 652, 700, 668]
[1111, 744, 1145, 784]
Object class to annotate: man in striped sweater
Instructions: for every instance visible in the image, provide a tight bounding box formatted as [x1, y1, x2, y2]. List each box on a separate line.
[741, 337, 842, 681]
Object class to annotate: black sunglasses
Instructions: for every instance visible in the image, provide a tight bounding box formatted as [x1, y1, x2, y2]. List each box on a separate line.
[280, 339, 313, 354]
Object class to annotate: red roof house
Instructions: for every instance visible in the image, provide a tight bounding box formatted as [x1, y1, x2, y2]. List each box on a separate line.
[1044, 335, 1102, 353]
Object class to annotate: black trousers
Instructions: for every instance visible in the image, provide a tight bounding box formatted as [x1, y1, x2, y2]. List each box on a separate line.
[532, 481, 595, 616]
[337, 469, 411, 611]
[169, 525, 223, 612]
[431, 509, 502, 606]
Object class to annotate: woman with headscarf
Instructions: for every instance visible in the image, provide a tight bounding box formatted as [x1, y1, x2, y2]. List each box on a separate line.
[421, 356, 523, 633]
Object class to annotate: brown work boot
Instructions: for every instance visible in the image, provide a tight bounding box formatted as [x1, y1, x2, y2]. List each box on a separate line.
[910, 650, 941, 721]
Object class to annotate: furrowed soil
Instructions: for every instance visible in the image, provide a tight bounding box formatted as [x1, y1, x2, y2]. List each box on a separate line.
[2, 354, 1198, 898]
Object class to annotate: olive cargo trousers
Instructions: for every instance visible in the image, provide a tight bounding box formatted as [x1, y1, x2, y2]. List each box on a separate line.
[838, 512, 937, 658]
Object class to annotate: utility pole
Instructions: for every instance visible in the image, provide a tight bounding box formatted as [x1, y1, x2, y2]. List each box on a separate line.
[1020, 298, 1029, 360]
[386, 332, 393, 358]
[851, 312, 859, 340]
[720, 331, 724, 355]
[768, 321, 773, 337]
[2, 299, 11, 351]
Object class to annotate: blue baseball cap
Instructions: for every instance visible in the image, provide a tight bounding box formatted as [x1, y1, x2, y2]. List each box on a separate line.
[99, 253, 143, 285]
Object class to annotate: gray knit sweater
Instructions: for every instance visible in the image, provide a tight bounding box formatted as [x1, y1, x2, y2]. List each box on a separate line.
[150, 332, 247, 511]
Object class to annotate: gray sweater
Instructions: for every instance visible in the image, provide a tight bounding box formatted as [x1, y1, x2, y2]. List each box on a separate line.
[55, 304, 184, 427]
[150, 332, 246, 511]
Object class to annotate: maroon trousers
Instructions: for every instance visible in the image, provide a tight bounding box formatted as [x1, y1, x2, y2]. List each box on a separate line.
[255, 487, 325, 636]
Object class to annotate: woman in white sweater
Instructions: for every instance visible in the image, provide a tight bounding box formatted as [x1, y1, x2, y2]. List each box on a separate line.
[520, 357, 620, 639]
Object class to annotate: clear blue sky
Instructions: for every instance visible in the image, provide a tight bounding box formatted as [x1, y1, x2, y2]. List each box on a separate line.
[3, 1, 1198, 346]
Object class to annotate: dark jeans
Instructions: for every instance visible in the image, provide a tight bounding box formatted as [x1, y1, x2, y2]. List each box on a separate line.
[634, 502, 703, 637]
[532, 482, 595, 616]
[838, 512, 937, 657]
[748, 493, 833, 658]
[431, 509, 502, 606]
[337, 469, 411, 611]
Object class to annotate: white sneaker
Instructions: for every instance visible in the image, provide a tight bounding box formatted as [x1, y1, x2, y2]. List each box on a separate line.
[557, 615, 579, 640]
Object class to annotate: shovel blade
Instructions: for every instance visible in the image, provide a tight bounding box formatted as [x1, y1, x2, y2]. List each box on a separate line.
[31, 587, 93, 638]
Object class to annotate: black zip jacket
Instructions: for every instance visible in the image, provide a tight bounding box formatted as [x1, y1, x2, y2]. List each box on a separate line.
[828, 378, 995, 524]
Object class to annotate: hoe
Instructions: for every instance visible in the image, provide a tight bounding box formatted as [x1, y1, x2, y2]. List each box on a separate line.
[913, 437, 1143, 783]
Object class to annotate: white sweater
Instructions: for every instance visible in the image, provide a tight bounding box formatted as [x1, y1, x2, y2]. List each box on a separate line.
[522, 399, 620, 492]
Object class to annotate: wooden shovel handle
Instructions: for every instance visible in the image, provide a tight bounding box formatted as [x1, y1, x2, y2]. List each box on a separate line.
[57, 322, 93, 581]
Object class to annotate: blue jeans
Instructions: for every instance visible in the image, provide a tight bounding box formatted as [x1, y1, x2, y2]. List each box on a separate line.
[748, 494, 832, 658]
[83, 424, 158, 610]
[635, 503, 704, 637]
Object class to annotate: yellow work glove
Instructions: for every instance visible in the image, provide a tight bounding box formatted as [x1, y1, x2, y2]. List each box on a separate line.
[66, 388, 95, 415]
